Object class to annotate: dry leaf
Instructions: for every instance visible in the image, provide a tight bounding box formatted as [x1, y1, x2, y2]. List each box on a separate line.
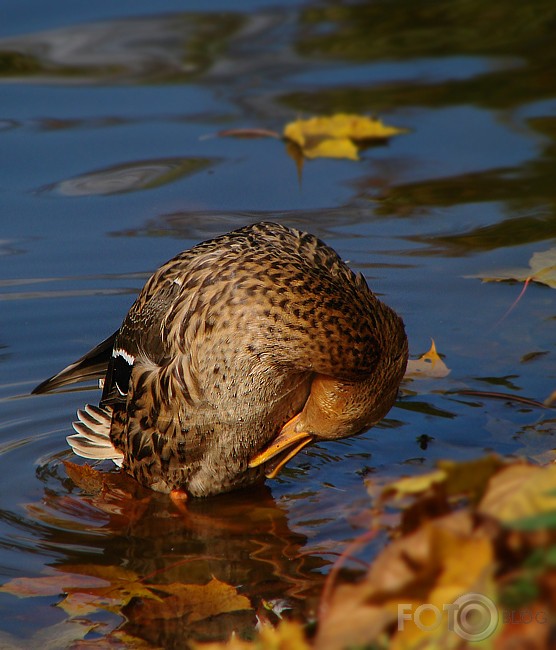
[64, 460, 106, 494]
[479, 463, 556, 526]
[316, 510, 495, 650]
[466, 247, 556, 288]
[379, 456, 507, 524]
[405, 339, 451, 379]
[0, 571, 108, 598]
[194, 621, 310, 650]
[59, 564, 162, 615]
[283, 114, 406, 160]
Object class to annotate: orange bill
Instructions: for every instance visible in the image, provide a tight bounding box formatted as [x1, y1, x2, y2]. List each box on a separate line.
[249, 413, 313, 478]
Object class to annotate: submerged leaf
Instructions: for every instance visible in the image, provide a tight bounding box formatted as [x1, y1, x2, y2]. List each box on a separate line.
[130, 577, 251, 624]
[405, 339, 451, 379]
[283, 113, 406, 160]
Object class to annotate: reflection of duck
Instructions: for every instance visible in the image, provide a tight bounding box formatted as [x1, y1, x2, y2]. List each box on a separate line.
[33, 222, 408, 497]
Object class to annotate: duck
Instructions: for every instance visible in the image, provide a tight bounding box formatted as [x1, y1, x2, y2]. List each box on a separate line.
[33, 222, 408, 498]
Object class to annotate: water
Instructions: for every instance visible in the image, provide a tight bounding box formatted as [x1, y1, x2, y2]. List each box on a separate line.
[1, 1, 555, 646]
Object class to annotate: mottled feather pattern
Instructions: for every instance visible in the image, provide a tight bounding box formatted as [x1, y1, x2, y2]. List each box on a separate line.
[34, 222, 408, 497]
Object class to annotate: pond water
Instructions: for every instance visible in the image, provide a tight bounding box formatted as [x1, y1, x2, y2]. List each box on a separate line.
[1, 1, 555, 647]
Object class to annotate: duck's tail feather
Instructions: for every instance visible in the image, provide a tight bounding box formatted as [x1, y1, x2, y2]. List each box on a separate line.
[32, 330, 118, 395]
[67, 404, 124, 467]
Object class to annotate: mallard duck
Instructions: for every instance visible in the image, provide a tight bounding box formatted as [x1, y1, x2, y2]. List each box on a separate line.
[33, 222, 408, 498]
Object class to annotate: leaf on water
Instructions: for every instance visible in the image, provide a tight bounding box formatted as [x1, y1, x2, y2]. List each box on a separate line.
[57, 563, 162, 616]
[479, 463, 556, 528]
[0, 571, 108, 598]
[466, 246, 556, 288]
[283, 113, 406, 160]
[64, 460, 106, 494]
[404, 339, 450, 379]
[63, 459, 153, 523]
[129, 577, 252, 624]
[545, 389, 556, 407]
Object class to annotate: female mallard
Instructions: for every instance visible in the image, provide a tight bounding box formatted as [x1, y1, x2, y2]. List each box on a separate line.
[33, 222, 408, 498]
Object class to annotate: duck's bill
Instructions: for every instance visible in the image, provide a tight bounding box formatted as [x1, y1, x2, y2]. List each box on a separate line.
[249, 419, 313, 479]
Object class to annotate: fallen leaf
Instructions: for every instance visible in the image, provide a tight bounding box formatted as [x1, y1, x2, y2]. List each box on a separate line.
[257, 621, 311, 650]
[466, 247, 556, 289]
[64, 460, 106, 494]
[129, 577, 251, 624]
[0, 571, 108, 598]
[316, 510, 495, 650]
[57, 564, 162, 616]
[283, 113, 406, 160]
[380, 469, 447, 501]
[379, 456, 509, 534]
[479, 463, 556, 528]
[405, 339, 451, 379]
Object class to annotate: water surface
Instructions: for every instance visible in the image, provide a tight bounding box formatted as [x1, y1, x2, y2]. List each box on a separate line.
[0, 1, 555, 647]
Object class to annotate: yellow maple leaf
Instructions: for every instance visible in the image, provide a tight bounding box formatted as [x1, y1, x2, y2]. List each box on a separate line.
[283, 113, 406, 160]
[404, 339, 451, 379]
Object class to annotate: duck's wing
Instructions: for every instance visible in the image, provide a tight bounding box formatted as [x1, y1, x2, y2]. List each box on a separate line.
[99, 277, 182, 408]
[32, 330, 118, 395]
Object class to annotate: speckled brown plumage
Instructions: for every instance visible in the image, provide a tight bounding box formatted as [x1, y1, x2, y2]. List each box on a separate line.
[33, 222, 408, 497]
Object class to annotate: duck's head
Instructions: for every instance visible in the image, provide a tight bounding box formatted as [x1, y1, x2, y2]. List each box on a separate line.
[250, 309, 408, 478]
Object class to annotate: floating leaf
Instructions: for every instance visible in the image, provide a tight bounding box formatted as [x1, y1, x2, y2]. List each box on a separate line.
[404, 339, 450, 379]
[59, 564, 161, 616]
[283, 114, 406, 160]
[467, 247, 556, 288]
[0, 571, 108, 598]
[64, 460, 106, 494]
